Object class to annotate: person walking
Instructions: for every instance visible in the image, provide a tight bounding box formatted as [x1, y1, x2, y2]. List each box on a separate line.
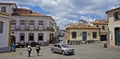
[11, 43, 16, 52]
[35, 44, 40, 56]
[27, 45, 32, 57]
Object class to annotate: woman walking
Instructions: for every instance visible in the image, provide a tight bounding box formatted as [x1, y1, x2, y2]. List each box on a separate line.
[35, 44, 40, 56]
[27, 45, 32, 57]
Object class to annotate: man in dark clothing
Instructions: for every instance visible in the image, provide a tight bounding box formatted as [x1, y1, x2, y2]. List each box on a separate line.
[35, 45, 40, 56]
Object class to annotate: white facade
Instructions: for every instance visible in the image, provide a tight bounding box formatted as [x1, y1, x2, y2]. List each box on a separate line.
[11, 16, 56, 45]
[0, 13, 11, 52]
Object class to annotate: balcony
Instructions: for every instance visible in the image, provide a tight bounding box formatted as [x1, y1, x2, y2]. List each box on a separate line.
[47, 27, 54, 31]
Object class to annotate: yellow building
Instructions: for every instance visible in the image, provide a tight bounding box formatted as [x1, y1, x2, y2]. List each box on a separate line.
[92, 20, 108, 41]
[106, 7, 120, 46]
[0, 12, 11, 52]
[66, 23, 100, 45]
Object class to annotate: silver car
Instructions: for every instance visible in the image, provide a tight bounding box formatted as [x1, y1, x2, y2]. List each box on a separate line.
[51, 43, 74, 55]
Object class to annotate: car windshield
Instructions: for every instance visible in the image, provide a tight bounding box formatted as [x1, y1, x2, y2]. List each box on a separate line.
[61, 44, 70, 48]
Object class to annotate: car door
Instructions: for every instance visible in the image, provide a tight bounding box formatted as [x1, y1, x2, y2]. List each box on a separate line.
[53, 44, 58, 52]
[57, 44, 62, 53]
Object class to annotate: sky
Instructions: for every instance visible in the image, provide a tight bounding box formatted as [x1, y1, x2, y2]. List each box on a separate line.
[0, 0, 120, 29]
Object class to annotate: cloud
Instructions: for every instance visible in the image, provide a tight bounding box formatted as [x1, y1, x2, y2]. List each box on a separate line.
[0, 0, 120, 29]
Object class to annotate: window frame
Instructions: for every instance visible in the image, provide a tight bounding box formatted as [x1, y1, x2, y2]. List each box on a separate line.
[93, 32, 97, 39]
[1, 7, 6, 13]
[72, 32, 77, 38]
[0, 21, 4, 33]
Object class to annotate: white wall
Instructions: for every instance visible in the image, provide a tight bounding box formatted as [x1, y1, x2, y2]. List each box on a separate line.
[0, 16, 10, 48]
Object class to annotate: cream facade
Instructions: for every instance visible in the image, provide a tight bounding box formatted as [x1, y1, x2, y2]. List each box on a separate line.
[92, 20, 108, 41]
[66, 23, 100, 45]
[0, 12, 11, 52]
[106, 7, 120, 46]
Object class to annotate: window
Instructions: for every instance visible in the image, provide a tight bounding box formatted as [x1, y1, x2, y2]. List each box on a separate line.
[114, 12, 120, 21]
[39, 21, 44, 25]
[0, 21, 4, 33]
[58, 45, 61, 48]
[72, 32, 76, 38]
[38, 33, 43, 41]
[20, 20, 25, 25]
[1, 7, 6, 13]
[20, 33, 25, 41]
[102, 26, 105, 30]
[29, 21, 35, 25]
[54, 44, 57, 47]
[93, 32, 97, 39]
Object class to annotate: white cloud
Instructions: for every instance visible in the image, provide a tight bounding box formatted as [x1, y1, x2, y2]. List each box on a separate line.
[0, 0, 120, 29]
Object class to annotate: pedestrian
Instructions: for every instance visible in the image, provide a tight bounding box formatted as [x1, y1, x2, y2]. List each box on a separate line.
[27, 45, 32, 57]
[35, 44, 40, 56]
[11, 43, 16, 52]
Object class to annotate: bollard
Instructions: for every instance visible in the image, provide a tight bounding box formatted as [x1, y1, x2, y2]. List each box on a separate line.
[104, 43, 107, 48]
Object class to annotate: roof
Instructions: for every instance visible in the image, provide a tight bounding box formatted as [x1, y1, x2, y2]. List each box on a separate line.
[66, 23, 99, 29]
[0, 2, 16, 5]
[20, 12, 45, 16]
[92, 20, 108, 25]
[13, 8, 32, 12]
[106, 7, 120, 14]
[0, 2, 17, 8]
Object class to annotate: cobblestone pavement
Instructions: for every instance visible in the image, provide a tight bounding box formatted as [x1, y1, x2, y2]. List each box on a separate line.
[0, 43, 120, 59]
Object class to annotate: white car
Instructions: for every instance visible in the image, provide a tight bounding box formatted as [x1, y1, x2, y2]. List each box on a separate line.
[51, 43, 74, 55]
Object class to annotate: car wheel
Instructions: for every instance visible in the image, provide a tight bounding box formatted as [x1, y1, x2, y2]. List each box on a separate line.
[62, 51, 65, 55]
[51, 49, 55, 53]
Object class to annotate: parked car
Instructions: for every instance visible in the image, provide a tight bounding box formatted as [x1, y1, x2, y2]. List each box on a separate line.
[15, 43, 20, 48]
[50, 43, 74, 55]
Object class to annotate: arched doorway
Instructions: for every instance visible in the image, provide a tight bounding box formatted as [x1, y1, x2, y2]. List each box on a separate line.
[115, 27, 120, 45]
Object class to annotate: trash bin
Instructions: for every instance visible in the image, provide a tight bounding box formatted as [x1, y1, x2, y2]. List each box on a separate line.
[104, 43, 107, 48]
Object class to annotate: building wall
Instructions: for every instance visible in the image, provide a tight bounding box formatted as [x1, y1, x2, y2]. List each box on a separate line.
[11, 31, 50, 42]
[0, 15, 11, 52]
[11, 16, 56, 45]
[107, 8, 120, 46]
[68, 29, 100, 41]
[109, 18, 120, 46]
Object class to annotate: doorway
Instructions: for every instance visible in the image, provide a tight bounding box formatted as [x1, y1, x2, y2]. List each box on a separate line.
[82, 32, 87, 41]
[115, 27, 120, 45]
[38, 33, 43, 41]
[100, 35, 107, 41]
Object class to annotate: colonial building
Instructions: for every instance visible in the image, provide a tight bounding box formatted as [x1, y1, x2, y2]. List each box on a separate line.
[0, 12, 11, 52]
[106, 7, 120, 46]
[0, 2, 58, 47]
[66, 22, 100, 45]
[92, 20, 108, 41]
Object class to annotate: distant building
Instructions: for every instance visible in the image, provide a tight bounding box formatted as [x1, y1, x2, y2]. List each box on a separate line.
[106, 7, 120, 46]
[0, 12, 11, 52]
[92, 20, 108, 41]
[66, 23, 100, 45]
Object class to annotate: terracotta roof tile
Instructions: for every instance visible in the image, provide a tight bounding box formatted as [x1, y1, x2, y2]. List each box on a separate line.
[66, 23, 99, 29]
[20, 12, 46, 16]
[92, 20, 108, 25]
